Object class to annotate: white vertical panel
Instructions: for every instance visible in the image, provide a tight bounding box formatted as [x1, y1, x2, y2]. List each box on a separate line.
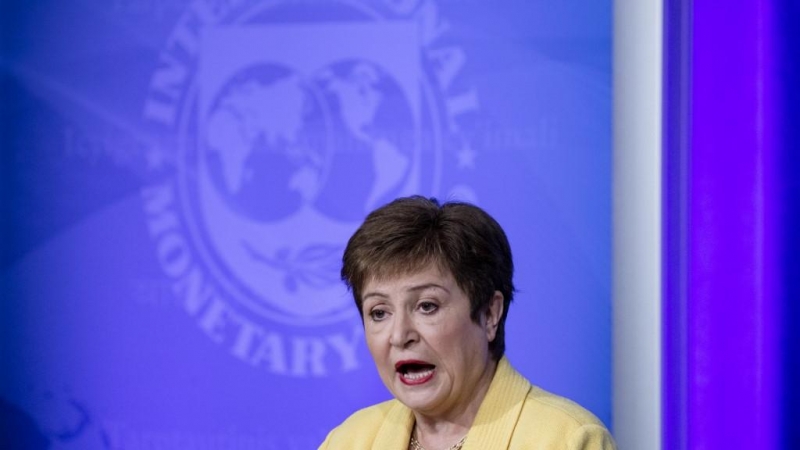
[613, 0, 662, 448]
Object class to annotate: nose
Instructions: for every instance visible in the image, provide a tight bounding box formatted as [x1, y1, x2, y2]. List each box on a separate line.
[388, 311, 418, 348]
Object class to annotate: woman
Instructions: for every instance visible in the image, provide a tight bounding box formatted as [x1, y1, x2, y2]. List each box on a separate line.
[320, 196, 615, 450]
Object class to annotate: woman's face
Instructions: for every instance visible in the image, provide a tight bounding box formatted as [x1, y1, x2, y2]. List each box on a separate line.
[361, 265, 503, 419]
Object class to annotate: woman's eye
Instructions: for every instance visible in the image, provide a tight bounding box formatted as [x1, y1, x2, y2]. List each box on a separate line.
[418, 302, 438, 314]
[369, 309, 387, 321]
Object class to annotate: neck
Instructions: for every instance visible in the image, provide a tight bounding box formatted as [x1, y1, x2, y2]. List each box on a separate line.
[412, 358, 498, 449]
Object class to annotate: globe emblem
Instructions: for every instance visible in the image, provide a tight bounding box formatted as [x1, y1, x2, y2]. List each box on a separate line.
[204, 63, 330, 221]
[193, 59, 417, 324]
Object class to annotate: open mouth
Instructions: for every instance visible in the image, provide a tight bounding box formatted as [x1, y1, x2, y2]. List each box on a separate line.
[395, 360, 436, 385]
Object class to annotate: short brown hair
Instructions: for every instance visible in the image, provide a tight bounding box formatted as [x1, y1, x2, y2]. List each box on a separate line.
[341, 196, 515, 361]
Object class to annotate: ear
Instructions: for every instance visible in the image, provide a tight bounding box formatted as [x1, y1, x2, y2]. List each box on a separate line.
[484, 291, 505, 342]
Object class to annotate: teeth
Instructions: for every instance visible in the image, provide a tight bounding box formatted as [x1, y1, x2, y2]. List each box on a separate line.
[402, 368, 434, 380]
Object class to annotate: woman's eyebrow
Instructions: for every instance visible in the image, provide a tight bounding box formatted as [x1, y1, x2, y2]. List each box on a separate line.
[362, 291, 388, 303]
[406, 283, 450, 294]
[362, 283, 450, 301]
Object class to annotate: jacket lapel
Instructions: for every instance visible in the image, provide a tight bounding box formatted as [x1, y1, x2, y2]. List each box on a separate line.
[372, 400, 415, 450]
[462, 358, 531, 450]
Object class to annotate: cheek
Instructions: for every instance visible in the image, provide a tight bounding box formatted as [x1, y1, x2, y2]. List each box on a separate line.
[364, 329, 390, 364]
[364, 332, 380, 354]
[430, 323, 479, 355]
[444, 323, 488, 355]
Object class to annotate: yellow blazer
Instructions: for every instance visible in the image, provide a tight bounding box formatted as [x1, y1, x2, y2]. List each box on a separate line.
[319, 358, 616, 449]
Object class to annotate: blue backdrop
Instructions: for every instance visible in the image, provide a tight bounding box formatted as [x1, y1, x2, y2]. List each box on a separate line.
[1, 1, 611, 448]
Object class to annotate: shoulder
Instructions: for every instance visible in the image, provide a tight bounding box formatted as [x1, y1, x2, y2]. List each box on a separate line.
[524, 385, 606, 428]
[318, 400, 398, 450]
[513, 386, 616, 449]
[470, 358, 615, 449]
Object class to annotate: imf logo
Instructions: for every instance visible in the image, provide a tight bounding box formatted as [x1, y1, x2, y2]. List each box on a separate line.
[139, 0, 480, 378]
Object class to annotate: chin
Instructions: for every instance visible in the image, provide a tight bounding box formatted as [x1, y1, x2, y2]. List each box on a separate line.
[394, 386, 443, 412]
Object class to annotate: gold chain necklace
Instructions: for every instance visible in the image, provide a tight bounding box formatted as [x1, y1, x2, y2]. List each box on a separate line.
[409, 433, 467, 450]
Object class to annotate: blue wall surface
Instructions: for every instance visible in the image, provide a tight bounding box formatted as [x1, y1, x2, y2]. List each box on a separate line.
[0, 1, 612, 448]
